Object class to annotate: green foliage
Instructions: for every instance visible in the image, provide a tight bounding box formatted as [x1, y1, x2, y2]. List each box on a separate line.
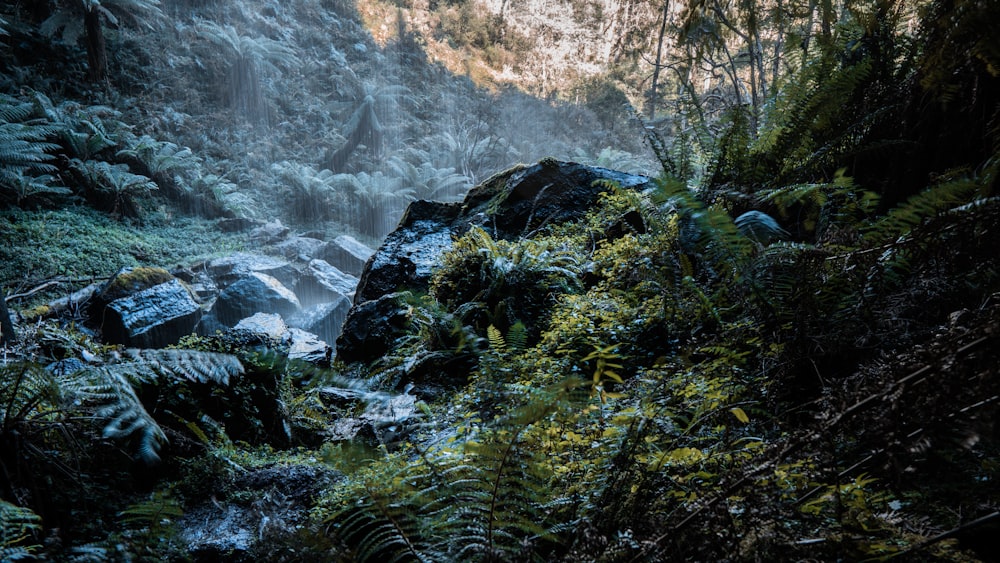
[117, 134, 198, 179]
[431, 225, 582, 341]
[0, 500, 42, 561]
[118, 491, 184, 540]
[69, 159, 158, 217]
[274, 160, 345, 222]
[0, 94, 65, 206]
[320, 382, 575, 562]
[41, 0, 164, 45]
[0, 206, 247, 284]
[195, 20, 301, 121]
[386, 156, 471, 203]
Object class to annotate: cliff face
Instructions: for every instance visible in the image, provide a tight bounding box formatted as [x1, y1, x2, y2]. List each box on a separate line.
[357, 0, 662, 96]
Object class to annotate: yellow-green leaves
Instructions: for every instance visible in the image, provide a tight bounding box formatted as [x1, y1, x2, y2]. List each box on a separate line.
[730, 407, 750, 424]
[581, 343, 625, 403]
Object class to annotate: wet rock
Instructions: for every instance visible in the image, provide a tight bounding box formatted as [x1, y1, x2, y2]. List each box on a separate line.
[334, 293, 410, 364]
[288, 327, 332, 365]
[205, 252, 299, 291]
[230, 313, 332, 365]
[212, 272, 301, 327]
[353, 160, 651, 305]
[355, 200, 461, 303]
[249, 219, 290, 244]
[286, 296, 352, 346]
[216, 217, 261, 233]
[233, 312, 290, 342]
[90, 266, 175, 314]
[338, 160, 651, 369]
[295, 259, 358, 306]
[178, 464, 341, 561]
[323, 391, 419, 449]
[101, 278, 202, 348]
[318, 234, 375, 277]
[272, 235, 326, 262]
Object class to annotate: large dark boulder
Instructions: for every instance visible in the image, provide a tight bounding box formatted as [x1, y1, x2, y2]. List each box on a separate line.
[336, 161, 651, 367]
[354, 199, 462, 303]
[353, 159, 651, 304]
[335, 293, 411, 364]
[100, 278, 202, 348]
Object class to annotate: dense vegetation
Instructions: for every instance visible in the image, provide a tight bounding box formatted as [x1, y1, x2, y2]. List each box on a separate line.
[2, 0, 1000, 561]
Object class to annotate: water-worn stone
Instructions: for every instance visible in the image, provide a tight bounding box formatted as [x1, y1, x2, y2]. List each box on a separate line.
[178, 464, 341, 561]
[213, 272, 301, 327]
[205, 252, 300, 290]
[295, 259, 358, 306]
[249, 219, 290, 244]
[286, 296, 352, 346]
[287, 327, 332, 365]
[101, 278, 202, 348]
[272, 235, 326, 262]
[319, 234, 374, 276]
[233, 312, 289, 342]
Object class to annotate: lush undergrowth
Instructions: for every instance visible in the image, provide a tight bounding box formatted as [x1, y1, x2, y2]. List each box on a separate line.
[3, 0, 1000, 561]
[0, 206, 248, 295]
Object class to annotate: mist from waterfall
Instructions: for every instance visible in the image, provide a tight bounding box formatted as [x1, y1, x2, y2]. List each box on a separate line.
[134, 0, 654, 245]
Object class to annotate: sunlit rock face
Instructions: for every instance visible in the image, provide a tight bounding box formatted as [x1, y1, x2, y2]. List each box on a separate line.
[338, 159, 652, 365]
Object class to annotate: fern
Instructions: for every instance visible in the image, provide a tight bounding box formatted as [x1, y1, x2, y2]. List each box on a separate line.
[866, 177, 981, 243]
[118, 490, 183, 533]
[386, 156, 471, 203]
[0, 500, 42, 561]
[273, 160, 344, 222]
[75, 349, 241, 464]
[195, 20, 300, 121]
[117, 134, 198, 178]
[69, 159, 157, 217]
[0, 95, 63, 204]
[324, 384, 570, 561]
[41, 0, 164, 44]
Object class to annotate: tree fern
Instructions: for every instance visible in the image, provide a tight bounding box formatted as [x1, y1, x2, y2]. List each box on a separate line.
[69, 159, 157, 216]
[0, 95, 63, 204]
[195, 20, 300, 121]
[116, 134, 198, 178]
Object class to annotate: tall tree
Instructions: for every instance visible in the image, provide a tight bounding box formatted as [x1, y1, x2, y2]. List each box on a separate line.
[648, 0, 672, 119]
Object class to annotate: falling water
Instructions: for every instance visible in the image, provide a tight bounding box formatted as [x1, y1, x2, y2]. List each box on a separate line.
[128, 0, 655, 246]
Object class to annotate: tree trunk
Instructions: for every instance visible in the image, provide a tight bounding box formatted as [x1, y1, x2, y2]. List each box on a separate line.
[648, 0, 671, 120]
[84, 7, 107, 82]
[0, 288, 15, 346]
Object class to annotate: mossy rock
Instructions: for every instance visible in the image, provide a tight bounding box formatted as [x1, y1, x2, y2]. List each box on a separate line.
[89, 266, 175, 314]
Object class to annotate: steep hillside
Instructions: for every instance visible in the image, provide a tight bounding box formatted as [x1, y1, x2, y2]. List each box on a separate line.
[2, 0, 1000, 561]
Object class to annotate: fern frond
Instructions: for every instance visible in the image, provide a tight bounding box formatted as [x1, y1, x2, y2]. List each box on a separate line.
[486, 325, 506, 353]
[0, 499, 42, 559]
[121, 348, 244, 386]
[85, 365, 168, 464]
[866, 178, 980, 242]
